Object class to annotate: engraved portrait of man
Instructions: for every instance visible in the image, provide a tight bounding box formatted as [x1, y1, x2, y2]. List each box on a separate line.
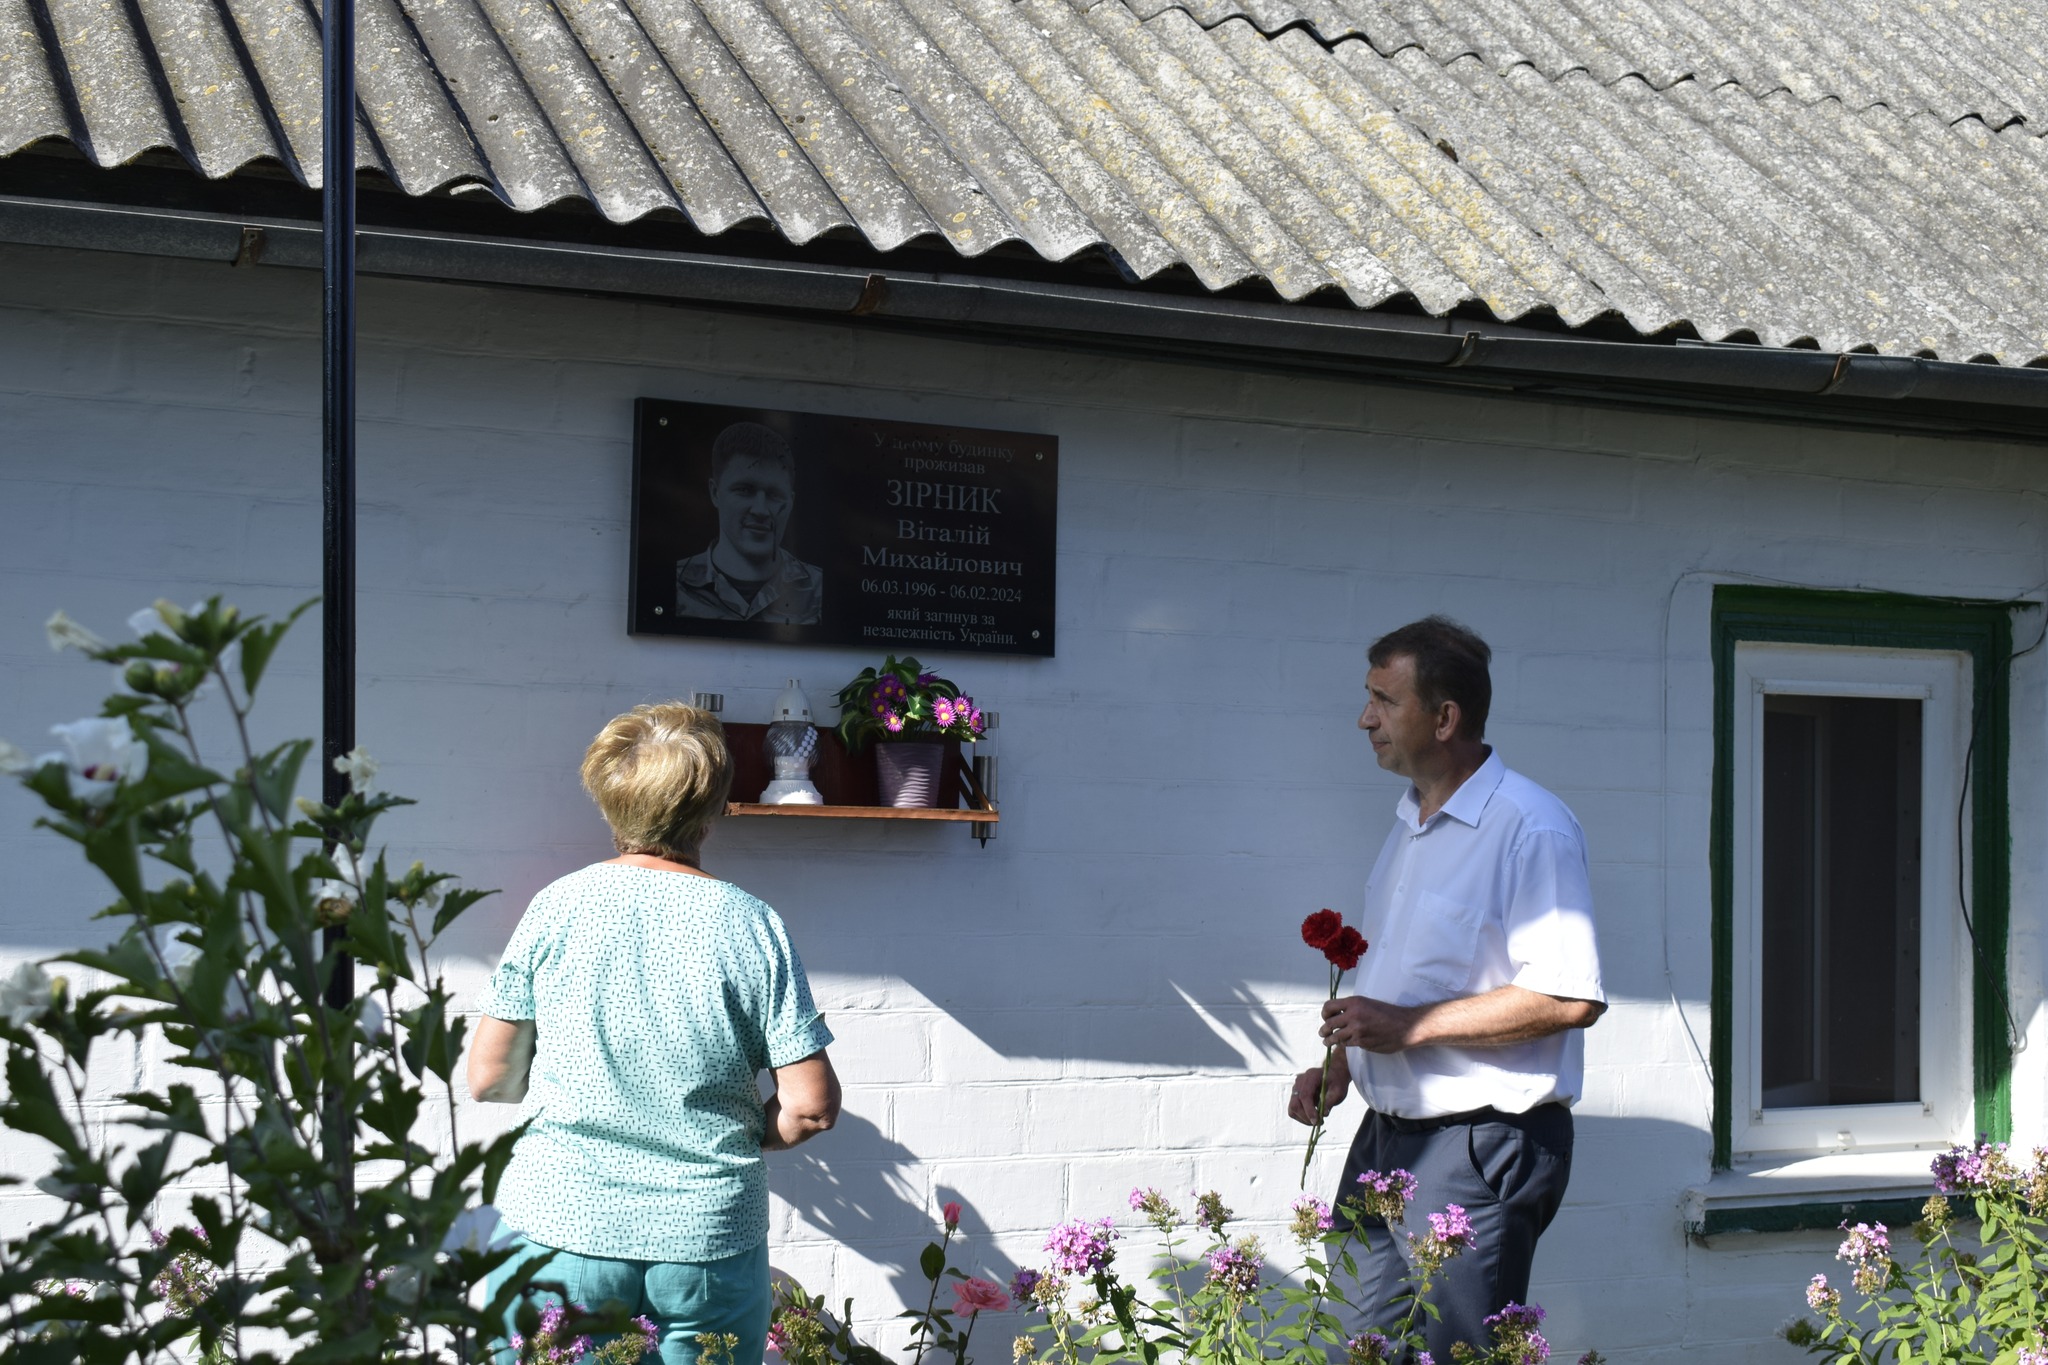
[674, 422, 825, 625]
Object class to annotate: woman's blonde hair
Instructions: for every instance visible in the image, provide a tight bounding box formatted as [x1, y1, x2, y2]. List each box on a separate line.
[581, 702, 733, 859]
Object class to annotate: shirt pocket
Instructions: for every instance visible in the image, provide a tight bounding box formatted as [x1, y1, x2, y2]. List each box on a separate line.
[1401, 890, 1483, 996]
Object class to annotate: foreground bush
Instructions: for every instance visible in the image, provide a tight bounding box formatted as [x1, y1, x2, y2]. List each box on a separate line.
[1787, 1141, 2048, 1363]
[0, 599, 599, 1363]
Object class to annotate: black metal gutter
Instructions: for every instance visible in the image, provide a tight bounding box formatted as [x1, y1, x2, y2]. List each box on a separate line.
[5, 194, 2047, 442]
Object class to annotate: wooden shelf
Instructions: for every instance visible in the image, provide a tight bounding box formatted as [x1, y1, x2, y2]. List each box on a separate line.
[727, 803, 997, 823]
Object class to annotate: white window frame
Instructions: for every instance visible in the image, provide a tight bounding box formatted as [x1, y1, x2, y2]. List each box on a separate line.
[1728, 641, 1973, 1160]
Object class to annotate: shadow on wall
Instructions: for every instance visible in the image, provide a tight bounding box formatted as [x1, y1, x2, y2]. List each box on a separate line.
[766, 1108, 1025, 1316]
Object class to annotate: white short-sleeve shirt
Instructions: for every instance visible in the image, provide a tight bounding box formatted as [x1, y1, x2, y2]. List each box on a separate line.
[1347, 751, 1605, 1119]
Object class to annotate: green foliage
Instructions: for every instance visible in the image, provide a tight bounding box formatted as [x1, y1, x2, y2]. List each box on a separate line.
[0, 596, 583, 1362]
[1785, 1143, 2048, 1364]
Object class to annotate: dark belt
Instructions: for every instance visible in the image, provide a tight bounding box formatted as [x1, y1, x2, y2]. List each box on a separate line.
[1373, 1103, 1563, 1134]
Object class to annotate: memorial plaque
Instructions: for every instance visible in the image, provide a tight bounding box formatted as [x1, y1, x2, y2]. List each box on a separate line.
[629, 400, 1057, 656]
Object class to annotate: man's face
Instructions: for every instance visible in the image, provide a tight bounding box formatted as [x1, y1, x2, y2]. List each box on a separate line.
[709, 455, 794, 565]
[1357, 654, 1443, 779]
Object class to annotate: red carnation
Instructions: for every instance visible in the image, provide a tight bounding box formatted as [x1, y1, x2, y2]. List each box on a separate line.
[1301, 909, 1343, 951]
[1324, 927, 1368, 972]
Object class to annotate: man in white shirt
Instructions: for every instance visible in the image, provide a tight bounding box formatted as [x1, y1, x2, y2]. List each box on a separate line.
[1287, 616, 1605, 1356]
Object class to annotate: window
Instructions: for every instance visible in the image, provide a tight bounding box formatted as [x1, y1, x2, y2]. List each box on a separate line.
[1711, 588, 2015, 1170]
[1729, 645, 1967, 1157]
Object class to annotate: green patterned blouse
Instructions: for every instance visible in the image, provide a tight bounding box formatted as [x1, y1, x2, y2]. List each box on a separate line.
[480, 864, 833, 1262]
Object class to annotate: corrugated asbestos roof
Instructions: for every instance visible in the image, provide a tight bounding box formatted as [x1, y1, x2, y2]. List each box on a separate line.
[3, 0, 2046, 362]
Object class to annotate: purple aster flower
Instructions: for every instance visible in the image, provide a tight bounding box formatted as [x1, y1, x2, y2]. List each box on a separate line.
[1044, 1217, 1117, 1276]
[933, 696, 956, 727]
[883, 712, 905, 733]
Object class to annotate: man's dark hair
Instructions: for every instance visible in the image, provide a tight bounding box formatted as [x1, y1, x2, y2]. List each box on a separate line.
[709, 422, 795, 483]
[1367, 615, 1492, 741]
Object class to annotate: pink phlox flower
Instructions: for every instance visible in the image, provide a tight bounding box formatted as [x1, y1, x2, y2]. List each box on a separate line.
[952, 1277, 1011, 1315]
[1361, 1169, 1418, 1202]
[1192, 1191, 1233, 1236]
[767, 1322, 790, 1353]
[1203, 1239, 1263, 1296]
[1930, 1140, 2010, 1194]
[1008, 1268, 1042, 1303]
[1428, 1204, 1475, 1248]
[1805, 1274, 1840, 1314]
[1485, 1303, 1545, 1331]
[1043, 1217, 1118, 1276]
[1346, 1331, 1392, 1363]
[1835, 1221, 1889, 1264]
[1288, 1194, 1333, 1243]
[1352, 1168, 1419, 1222]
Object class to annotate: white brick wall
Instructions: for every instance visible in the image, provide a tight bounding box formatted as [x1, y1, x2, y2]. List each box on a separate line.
[3, 241, 2047, 1361]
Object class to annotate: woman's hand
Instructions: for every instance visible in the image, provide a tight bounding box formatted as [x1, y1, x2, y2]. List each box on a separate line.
[468, 1016, 536, 1103]
[762, 1050, 840, 1150]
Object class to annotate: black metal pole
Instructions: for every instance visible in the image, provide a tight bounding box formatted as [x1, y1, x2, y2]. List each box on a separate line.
[320, 0, 356, 1004]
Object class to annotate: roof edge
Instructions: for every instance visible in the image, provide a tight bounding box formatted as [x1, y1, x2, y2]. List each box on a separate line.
[3, 193, 2046, 442]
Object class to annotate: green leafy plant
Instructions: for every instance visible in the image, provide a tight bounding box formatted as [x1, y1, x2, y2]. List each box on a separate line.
[833, 658, 984, 752]
[1785, 1141, 2048, 1364]
[0, 598, 626, 1362]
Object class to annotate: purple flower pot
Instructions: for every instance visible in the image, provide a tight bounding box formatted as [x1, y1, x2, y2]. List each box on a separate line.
[875, 740, 945, 808]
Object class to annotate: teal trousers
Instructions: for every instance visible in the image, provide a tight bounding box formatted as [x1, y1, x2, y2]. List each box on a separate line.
[488, 1235, 770, 1365]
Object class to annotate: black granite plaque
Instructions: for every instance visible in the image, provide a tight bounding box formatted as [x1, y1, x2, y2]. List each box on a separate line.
[629, 400, 1057, 656]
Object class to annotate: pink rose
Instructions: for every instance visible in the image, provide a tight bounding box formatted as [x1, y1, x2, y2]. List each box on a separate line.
[942, 1201, 963, 1229]
[952, 1277, 1010, 1316]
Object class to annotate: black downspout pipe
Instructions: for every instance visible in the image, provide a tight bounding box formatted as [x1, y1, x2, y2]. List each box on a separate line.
[320, 0, 357, 1233]
[321, 0, 356, 968]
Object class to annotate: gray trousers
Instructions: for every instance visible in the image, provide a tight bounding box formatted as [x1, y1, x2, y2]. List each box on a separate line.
[1332, 1103, 1573, 1359]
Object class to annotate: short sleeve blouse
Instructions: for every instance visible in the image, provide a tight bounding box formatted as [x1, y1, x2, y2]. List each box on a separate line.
[480, 864, 833, 1262]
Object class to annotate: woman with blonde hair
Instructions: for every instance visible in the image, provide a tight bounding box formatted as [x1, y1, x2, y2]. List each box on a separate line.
[469, 701, 839, 1363]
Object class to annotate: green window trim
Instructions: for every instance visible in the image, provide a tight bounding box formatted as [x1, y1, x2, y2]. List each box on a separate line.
[1710, 586, 2022, 1169]
[1692, 1197, 1938, 1238]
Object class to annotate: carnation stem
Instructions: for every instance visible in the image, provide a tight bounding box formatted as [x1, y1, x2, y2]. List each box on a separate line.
[1298, 962, 1341, 1189]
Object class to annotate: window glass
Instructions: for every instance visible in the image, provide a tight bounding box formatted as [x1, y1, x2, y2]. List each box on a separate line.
[1759, 695, 1922, 1109]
